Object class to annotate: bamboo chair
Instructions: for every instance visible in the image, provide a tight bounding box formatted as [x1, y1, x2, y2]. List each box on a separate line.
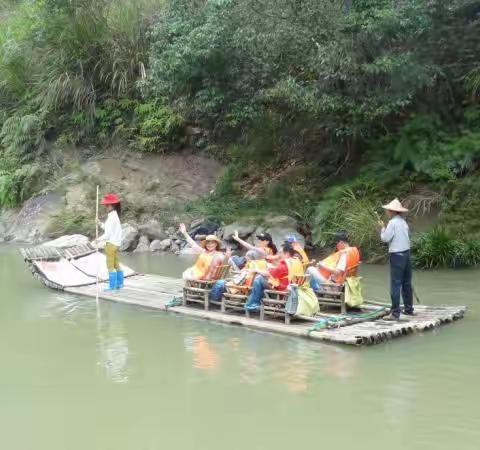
[221, 283, 253, 316]
[314, 263, 361, 314]
[183, 264, 231, 310]
[260, 275, 306, 325]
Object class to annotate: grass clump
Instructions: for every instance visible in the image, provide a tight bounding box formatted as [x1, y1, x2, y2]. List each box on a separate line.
[46, 208, 92, 239]
[313, 185, 384, 260]
[412, 227, 480, 269]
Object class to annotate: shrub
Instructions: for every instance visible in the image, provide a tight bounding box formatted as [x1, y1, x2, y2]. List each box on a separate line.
[412, 227, 480, 269]
[46, 208, 91, 239]
[135, 103, 185, 152]
[0, 163, 41, 207]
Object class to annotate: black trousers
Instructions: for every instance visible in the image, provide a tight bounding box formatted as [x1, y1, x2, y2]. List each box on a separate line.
[389, 251, 414, 317]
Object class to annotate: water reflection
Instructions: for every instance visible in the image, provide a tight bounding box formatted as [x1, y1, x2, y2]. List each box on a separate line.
[184, 335, 220, 372]
[322, 346, 359, 382]
[183, 330, 359, 393]
[96, 305, 130, 383]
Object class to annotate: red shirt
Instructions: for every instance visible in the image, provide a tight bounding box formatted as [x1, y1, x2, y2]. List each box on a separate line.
[268, 260, 289, 291]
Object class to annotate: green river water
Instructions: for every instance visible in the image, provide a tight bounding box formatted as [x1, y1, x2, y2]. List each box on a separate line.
[0, 244, 478, 450]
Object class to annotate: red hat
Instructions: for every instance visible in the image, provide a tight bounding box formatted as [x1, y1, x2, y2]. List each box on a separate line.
[101, 193, 120, 205]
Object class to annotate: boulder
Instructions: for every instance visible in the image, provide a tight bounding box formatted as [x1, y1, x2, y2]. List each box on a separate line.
[6, 192, 64, 243]
[138, 220, 168, 241]
[263, 214, 299, 230]
[0, 209, 17, 242]
[120, 223, 139, 252]
[222, 222, 257, 241]
[166, 226, 176, 238]
[134, 235, 150, 252]
[150, 238, 172, 252]
[265, 227, 305, 249]
[42, 234, 90, 248]
[65, 183, 91, 213]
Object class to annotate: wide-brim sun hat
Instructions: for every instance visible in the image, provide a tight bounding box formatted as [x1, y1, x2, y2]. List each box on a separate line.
[101, 193, 121, 205]
[200, 234, 222, 248]
[382, 198, 409, 213]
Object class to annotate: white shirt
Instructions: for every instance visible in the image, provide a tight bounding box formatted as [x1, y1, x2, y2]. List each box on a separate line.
[336, 252, 347, 272]
[99, 210, 122, 247]
[381, 215, 410, 253]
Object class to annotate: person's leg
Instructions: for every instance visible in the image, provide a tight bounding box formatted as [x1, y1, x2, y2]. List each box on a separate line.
[104, 243, 117, 291]
[245, 276, 268, 311]
[112, 245, 124, 289]
[210, 280, 227, 302]
[389, 253, 403, 318]
[402, 251, 414, 314]
[306, 266, 327, 291]
[113, 246, 120, 271]
[105, 243, 115, 272]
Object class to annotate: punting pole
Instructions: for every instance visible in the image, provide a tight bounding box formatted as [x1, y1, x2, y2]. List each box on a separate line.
[95, 185, 100, 306]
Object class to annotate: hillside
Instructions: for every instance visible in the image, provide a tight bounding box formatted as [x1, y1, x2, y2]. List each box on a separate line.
[1, 0, 480, 268]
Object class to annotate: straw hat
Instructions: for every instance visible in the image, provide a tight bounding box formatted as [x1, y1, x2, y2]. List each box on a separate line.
[200, 234, 222, 248]
[382, 198, 409, 213]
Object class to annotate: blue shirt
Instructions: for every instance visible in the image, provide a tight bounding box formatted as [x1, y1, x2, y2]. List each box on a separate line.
[380, 215, 410, 253]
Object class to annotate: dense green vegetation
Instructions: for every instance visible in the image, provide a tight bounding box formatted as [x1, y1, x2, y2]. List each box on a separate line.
[1, 0, 480, 268]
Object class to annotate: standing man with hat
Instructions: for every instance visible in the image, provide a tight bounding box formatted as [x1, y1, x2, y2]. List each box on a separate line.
[378, 198, 414, 320]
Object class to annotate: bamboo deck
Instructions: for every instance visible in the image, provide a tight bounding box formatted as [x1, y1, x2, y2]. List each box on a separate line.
[65, 274, 467, 346]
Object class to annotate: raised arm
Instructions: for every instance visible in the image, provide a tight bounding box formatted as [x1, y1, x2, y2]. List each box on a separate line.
[232, 231, 268, 256]
[179, 223, 204, 253]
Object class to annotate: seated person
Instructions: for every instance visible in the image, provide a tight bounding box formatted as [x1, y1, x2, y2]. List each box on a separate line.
[179, 223, 225, 280]
[286, 234, 310, 266]
[244, 243, 304, 312]
[232, 231, 278, 260]
[306, 231, 360, 290]
[210, 250, 268, 301]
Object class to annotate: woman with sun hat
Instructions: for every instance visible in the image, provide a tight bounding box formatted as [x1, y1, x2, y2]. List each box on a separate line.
[179, 223, 225, 280]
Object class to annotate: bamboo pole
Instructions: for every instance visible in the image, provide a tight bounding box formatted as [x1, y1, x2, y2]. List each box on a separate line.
[95, 185, 100, 306]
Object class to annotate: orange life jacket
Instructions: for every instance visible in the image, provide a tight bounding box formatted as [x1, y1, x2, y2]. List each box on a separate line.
[269, 257, 305, 289]
[190, 251, 223, 280]
[318, 246, 360, 285]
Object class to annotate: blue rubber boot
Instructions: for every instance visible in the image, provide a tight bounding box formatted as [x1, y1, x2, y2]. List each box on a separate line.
[116, 271, 124, 290]
[104, 272, 117, 292]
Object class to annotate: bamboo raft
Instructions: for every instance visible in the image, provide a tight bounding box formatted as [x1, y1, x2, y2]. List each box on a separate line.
[21, 247, 467, 346]
[67, 274, 465, 346]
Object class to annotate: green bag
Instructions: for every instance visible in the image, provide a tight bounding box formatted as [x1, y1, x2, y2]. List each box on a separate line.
[344, 276, 364, 307]
[296, 284, 320, 317]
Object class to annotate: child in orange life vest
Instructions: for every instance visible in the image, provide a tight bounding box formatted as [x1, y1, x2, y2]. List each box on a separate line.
[306, 231, 360, 291]
[179, 223, 225, 280]
[209, 250, 268, 302]
[244, 243, 304, 312]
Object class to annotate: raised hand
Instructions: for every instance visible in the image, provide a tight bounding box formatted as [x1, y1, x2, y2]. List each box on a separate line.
[179, 223, 187, 234]
[233, 230, 239, 240]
